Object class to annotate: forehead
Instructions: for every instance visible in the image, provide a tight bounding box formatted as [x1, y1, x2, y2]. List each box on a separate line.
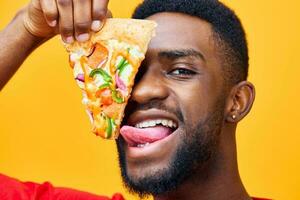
[146, 12, 214, 56]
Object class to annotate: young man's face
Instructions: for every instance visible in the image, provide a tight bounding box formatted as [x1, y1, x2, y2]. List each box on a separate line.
[117, 12, 227, 195]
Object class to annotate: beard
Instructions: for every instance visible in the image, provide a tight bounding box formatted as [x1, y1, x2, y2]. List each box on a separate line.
[116, 98, 225, 198]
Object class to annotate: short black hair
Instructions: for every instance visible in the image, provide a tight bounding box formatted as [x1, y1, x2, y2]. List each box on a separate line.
[132, 0, 249, 85]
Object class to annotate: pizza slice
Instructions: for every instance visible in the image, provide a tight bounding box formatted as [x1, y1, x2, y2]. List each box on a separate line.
[63, 19, 156, 139]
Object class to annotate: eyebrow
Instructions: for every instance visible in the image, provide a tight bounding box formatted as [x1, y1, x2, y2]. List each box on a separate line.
[158, 48, 205, 62]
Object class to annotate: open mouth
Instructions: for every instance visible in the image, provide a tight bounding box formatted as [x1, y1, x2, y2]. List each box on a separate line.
[120, 117, 179, 148]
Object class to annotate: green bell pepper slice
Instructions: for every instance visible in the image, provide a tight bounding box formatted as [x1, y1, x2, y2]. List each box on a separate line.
[112, 90, 125, 104]
[98, 83, 111, 90]
[89, 68, 112, 83]
[106, 117, 113, 139]
[116, 57, 126, 69]
[118, 62, 129, 75]
[116, 57, 129, 75]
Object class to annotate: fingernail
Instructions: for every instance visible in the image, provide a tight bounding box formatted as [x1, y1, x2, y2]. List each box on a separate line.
[77, 33, 90, 42]
[48, 20, 57, 27]
[91, 20, 102, 31]
[65, 36, 74, 44]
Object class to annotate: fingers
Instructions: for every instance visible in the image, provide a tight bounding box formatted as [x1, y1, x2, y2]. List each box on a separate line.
[40, 0, 58, 27]
[91, 0, 109, 31]
[73, 0, 92, 42]
[56, 0, 74, 43]
[40, 0, 110, 43]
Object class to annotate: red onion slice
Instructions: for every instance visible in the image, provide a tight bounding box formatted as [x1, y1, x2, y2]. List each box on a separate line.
[115, 73, 126, 91]
[85, 109, 94, 125]
[75, 74, 85, 82]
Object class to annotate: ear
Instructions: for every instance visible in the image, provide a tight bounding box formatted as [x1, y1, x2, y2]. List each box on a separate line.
[225, 81, 256, 123]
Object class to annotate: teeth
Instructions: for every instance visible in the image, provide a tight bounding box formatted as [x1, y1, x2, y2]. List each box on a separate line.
[135, 119, 177, 129]
[149, 121, 156, 126]
[168, 120, 173, 127]
[162, 120, 168, 126]
[145, 121, 151, 127]
[137, 143, 150, 148]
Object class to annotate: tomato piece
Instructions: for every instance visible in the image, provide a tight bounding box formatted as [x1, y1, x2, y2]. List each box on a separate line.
[96, 130, 106, 138]
[87, 43, 108, 69]
[96, 88, 113, 106]
[103, 103, 123, 119]
[93, 125, 106, 138]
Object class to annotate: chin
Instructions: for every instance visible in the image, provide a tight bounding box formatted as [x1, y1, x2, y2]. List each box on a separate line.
[118, 129, 181, 178]
[116, 128, 190, 196]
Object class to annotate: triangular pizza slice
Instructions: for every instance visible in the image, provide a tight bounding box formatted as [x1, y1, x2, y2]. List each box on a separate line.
[63, 19, 156, 139]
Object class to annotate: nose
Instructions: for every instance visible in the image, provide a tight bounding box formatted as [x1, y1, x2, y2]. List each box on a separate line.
[131, 68, 168, 104]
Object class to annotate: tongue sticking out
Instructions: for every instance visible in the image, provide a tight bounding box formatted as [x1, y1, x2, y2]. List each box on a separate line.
[120, 125, 172, 146]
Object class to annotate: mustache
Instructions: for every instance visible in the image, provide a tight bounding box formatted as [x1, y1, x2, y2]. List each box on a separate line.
[124, 99, 184, 123]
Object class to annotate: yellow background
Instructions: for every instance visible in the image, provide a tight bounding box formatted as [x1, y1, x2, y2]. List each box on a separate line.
[1, 0, 299, 199]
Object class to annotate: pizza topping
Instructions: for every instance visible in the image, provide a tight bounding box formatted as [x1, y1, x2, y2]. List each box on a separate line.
[86, 82, 98, 94]
[93, 115, 116, 139]
[119, 64, 133, 85]
[116, 57, 128, 70]
[92, 115, 107, 138]
[116, 57, 130, 74]
[73, 59, 85, 88]
[115, 73, 126, 92]
[102, 102, 123, 119]
[87, 43, 108, 69]
[96, 88, 113, 105]
[86, 110, 94, 124]
[89, 68, 112, 83]
[98, 83, 111, 90]
[112, 90, 125, 103]
[69, 55, 75, 68]
[82, 96, 89, 106]
[75, 73, 85, 82]
[106, 117, 114, 138]
[70, 52, 83, 63]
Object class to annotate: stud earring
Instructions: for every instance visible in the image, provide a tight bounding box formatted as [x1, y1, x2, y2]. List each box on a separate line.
[232, 115, 236, 120]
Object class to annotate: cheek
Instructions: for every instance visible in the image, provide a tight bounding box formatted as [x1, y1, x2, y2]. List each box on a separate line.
[171, 80, 217, 126]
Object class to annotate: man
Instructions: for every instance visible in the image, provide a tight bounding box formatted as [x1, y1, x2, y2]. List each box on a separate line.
[0, 0, 268, 199]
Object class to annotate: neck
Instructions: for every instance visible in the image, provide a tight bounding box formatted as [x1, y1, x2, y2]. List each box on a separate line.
[154, 127, 250, 200]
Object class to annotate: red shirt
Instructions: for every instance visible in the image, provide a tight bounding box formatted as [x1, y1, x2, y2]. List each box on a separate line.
[0, 173, 270, 200]
[0, 174, 124, 200]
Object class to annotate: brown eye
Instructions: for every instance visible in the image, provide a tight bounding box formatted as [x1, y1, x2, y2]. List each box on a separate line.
[169, 68, 196, 76]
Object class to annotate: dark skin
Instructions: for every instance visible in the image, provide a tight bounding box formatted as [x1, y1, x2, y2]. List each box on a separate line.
[123, 12, 255, 200]
[0, 1, 255, 199]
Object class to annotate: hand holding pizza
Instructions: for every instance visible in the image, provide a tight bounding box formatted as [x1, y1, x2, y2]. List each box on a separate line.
[23, 0, 110, 42]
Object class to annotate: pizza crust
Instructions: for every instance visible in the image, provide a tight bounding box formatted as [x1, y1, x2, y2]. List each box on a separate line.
[64, 18, 156, 55]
